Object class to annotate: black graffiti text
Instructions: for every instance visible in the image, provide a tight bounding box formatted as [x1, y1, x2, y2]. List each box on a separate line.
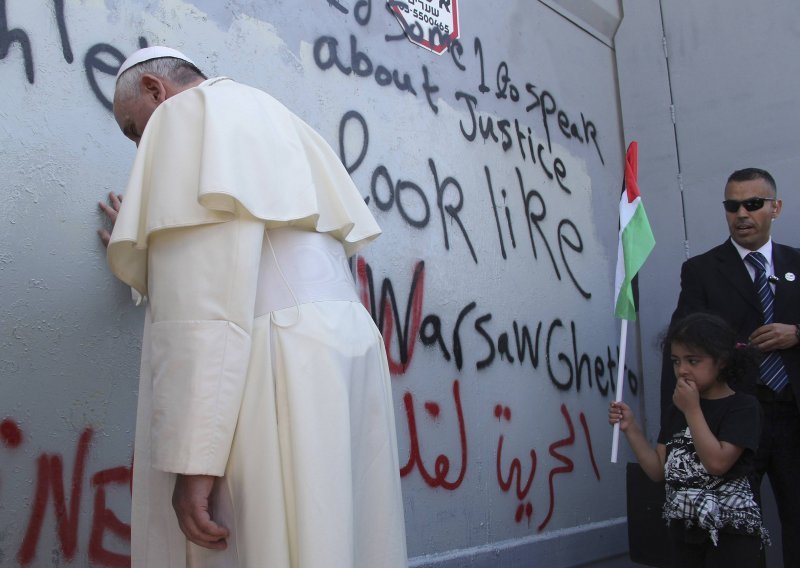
[339, 110, 477, 263]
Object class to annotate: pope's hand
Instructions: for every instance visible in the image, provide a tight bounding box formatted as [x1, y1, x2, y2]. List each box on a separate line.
[97, 192, 123, 247]
[172, 474, 229, 550]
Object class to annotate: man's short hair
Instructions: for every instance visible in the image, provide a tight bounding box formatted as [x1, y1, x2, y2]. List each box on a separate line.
[727, 167, 777, 194]
[115, 57, 207, 102]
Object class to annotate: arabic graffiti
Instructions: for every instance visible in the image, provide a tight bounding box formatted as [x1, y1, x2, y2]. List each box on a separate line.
[494, 403, 601, 530]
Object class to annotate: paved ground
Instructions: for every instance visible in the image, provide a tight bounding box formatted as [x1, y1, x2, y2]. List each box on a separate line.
[579, 554, 641, 567]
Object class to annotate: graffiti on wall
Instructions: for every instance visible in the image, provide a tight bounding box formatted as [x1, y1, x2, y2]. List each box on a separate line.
[325, 0, 630, 536]
[318, 2, 603, 317]
[355, 256, 637, 393]
[1, 419, 131, 567]
[0, 0, 146, 110]
[0, 0, 632, 565]
[354, 255, 633, 530]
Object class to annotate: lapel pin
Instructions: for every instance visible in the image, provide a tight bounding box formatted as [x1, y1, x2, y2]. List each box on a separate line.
[786, 272, 796, 282]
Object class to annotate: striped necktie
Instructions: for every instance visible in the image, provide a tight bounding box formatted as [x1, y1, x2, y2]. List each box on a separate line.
[745, 251, 789, 392]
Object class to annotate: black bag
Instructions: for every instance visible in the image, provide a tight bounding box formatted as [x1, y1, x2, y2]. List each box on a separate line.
[626, 462, 672, 567]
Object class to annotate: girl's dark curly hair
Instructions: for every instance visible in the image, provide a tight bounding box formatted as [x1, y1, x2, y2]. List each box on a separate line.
[663, 312, 760, 386]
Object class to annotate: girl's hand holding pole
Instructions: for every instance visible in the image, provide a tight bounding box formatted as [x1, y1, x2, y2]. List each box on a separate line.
[609, 401, 635, 432]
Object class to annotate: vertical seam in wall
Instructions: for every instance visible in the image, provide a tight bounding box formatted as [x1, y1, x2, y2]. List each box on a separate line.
[658, 0, 690, 259]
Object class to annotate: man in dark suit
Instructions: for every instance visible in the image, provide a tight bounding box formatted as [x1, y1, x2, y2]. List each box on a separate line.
[661, 168, 800, 566]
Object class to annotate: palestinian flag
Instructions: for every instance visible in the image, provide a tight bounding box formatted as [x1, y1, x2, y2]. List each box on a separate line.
[614, 141, 655, 320]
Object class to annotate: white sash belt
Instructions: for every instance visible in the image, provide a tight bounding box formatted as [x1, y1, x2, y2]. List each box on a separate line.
[254, 227, 358, 318]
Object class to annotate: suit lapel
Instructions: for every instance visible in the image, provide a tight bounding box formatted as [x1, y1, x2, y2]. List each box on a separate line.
[772, 243, 799, 315]
[714, 240, 762, 313]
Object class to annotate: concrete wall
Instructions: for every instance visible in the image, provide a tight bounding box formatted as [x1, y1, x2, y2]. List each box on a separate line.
[0, 1, 635, 566]
[616, 1, 800, 566]
[617, 0, 800, 432]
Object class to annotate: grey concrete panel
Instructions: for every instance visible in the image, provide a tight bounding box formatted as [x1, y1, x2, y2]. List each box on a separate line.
[660, 0, 800, 256]
[615, 1, 685, 440]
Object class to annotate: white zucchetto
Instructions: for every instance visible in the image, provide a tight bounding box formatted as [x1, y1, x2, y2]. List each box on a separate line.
[116, 46, 197, 81]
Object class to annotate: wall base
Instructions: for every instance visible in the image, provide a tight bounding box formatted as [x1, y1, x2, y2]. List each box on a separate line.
[410, 518, 629, 568]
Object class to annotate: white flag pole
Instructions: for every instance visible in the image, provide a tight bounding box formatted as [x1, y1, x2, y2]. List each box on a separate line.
[610, 318, 628, 463]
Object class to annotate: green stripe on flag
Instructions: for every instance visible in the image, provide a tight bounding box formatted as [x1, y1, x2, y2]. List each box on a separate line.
[614, 202, 655, 320]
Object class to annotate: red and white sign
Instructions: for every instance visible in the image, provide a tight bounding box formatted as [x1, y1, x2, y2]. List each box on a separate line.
[388, 0, 460, 55]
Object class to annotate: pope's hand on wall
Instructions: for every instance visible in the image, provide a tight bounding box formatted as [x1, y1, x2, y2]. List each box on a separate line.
[97, 192, 123, 247]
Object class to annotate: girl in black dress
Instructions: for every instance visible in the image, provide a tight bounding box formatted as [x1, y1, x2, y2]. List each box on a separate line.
[609, 312, 769, 567]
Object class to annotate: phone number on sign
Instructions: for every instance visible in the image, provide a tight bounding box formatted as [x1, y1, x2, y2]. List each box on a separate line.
[394, 1, 452, 34]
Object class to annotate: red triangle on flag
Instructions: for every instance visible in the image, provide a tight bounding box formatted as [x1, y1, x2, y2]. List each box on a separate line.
[625, 141, 640, 203]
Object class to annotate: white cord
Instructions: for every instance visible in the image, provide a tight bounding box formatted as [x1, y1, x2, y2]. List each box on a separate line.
[266, 230, 301, 328]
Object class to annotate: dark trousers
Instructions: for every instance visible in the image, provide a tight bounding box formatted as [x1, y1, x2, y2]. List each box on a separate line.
[752, 392, 800, 568]
[669, 524, 762, 568]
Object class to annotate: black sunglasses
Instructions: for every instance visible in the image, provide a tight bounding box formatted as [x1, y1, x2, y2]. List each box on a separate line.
[722, 197, 776, 213]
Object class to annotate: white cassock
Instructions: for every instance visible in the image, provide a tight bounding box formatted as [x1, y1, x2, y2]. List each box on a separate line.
[107, 78, 407, 568]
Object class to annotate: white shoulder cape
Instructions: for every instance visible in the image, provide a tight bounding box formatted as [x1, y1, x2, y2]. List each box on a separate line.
[107, 77, 380, 295]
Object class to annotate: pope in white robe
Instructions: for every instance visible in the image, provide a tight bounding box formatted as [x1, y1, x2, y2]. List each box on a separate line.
[102, 47, 407, 568]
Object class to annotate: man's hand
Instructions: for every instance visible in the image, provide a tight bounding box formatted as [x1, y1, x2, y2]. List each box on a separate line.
[172, 474, 229, 550]
[97, 192, 123, 247]
[749, 323, 800, 352]
[673, 377, 700, 414]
